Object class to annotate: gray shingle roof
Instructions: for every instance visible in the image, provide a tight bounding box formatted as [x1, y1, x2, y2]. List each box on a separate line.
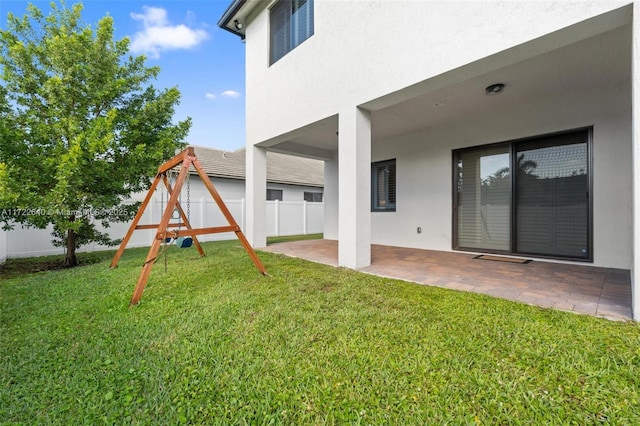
[192, 146, 324, 188]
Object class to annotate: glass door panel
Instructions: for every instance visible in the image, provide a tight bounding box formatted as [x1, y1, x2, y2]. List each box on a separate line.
[456, 146, 510, 251]
[515, 138, 589, 258]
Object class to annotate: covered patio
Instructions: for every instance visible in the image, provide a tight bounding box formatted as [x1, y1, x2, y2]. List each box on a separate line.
[263, 239, 633, 321]
[247, 6, 638, 321]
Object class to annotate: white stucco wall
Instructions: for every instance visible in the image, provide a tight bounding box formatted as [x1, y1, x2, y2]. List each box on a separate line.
[369, 82, 631, 269]
[240, 0, 634, 267]
[631, 5, 640, 322]
[199, 177, 246, 200]
[244, 0, 630, 144]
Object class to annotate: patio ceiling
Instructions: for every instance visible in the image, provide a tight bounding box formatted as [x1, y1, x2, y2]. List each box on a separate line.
[370, 22, 630, 142]
[264, 7, 631, 159]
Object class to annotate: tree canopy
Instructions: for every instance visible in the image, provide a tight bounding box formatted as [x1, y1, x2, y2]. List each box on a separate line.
[0, 2, 191, 266]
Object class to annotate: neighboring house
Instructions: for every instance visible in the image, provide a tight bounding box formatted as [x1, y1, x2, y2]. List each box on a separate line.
[1, 147, 324, 259]
[190, 146, 325, 240]
[191, 146, 324, 203]
[219, 1, 639, 319]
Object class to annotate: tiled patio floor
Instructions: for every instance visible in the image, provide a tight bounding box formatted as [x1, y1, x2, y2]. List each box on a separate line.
[262, 239, 633, 321]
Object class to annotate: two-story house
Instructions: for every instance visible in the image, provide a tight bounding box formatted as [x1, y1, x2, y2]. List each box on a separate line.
[219, 0, 638, 320]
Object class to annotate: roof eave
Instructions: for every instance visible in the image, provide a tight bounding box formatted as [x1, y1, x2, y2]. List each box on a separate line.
[267, 179, 324, 188]
[217, 0, 248, 39]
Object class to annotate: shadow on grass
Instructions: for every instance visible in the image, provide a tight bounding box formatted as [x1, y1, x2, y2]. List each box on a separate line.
[267, 233, 323, 245]
[0, 234, 322, 279]
[0, 251, 117, 279]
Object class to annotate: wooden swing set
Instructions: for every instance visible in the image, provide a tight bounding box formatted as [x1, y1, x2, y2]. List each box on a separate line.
[110, 147, 267, 305]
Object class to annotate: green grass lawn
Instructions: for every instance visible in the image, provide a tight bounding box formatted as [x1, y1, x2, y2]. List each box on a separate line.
[1, 240, 639, 424]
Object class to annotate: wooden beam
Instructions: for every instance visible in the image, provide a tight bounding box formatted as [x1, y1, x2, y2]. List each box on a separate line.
[156, 226, 239, 239]
[192, 156, 267, 275]
[110, 173, 162, 268]
[136, 223, 185, 230]
[156, 147, 193, 174]
[130, 157, 190, 305]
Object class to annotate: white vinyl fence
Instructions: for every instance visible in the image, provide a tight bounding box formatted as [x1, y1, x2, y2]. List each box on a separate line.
[0, 227, 8, 263]
[266, 200, 324, 237]
[1, 197, 323, 260]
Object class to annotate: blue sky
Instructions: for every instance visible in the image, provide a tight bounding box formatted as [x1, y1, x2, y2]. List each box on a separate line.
[0, 0, 246, 151]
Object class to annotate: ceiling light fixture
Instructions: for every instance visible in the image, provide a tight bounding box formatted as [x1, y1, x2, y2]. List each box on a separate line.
[234, 19, 243, 31]
[485, 83, 505, 96]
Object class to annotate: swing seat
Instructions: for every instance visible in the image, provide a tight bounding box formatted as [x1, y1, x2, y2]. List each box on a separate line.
[176, 237, 193, 248]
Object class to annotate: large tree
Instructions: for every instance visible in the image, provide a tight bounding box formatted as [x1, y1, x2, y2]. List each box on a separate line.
[0, 2, 190, 266]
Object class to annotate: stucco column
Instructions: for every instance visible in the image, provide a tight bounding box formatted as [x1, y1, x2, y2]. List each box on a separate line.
[246, 145, 267, 248]
[632, 6, 640, 321]
[338, 107, 371, 268]
[323, 153, 339, 240]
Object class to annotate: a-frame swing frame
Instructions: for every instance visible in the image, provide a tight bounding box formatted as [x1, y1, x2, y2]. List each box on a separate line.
[110, 147, 267, 305]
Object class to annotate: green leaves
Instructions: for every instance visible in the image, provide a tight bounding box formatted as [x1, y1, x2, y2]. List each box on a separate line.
[0, 2, 189, 265]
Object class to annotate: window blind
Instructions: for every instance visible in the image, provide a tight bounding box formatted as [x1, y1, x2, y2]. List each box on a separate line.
[515, 133, 589, 258]
[456, 147, 510, 251]
[270, 0, 314, 65]
[292, 0, 313, 47]
[372, 160, 396, 211]
[270, 1, 290, 64]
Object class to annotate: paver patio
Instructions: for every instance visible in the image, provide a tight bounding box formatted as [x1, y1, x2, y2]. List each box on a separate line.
[262, 239, 633, 321]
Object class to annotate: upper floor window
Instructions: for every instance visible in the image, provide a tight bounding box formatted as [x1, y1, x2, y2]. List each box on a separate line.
[270, 0, 314, 64]
[372, 159, 396, 212]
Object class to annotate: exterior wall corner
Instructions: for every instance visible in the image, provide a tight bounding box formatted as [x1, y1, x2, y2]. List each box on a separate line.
[630, 1, 640, 320]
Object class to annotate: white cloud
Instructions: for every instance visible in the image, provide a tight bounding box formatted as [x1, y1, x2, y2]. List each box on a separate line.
[129, 6, 208, 59]
[205, 90, 242, 100]
[131, 6, 168, 27]
[221, 90, 241, 99]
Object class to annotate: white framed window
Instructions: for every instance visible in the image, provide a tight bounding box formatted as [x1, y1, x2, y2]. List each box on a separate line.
[304, 192, 323, 202]
[371, 159, 396, 212]
[267, 189, 283, 201]
[270, 0, 314, 64]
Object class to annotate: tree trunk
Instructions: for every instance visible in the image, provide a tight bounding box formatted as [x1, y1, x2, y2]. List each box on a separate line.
[65, 228, 77, 267]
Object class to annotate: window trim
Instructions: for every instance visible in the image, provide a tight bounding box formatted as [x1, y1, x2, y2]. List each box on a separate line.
[452, 127, 593, 262]
[371, 159, 397, 212]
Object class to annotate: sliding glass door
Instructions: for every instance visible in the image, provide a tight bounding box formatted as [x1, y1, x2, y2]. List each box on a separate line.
[454, 129, 591, 261]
